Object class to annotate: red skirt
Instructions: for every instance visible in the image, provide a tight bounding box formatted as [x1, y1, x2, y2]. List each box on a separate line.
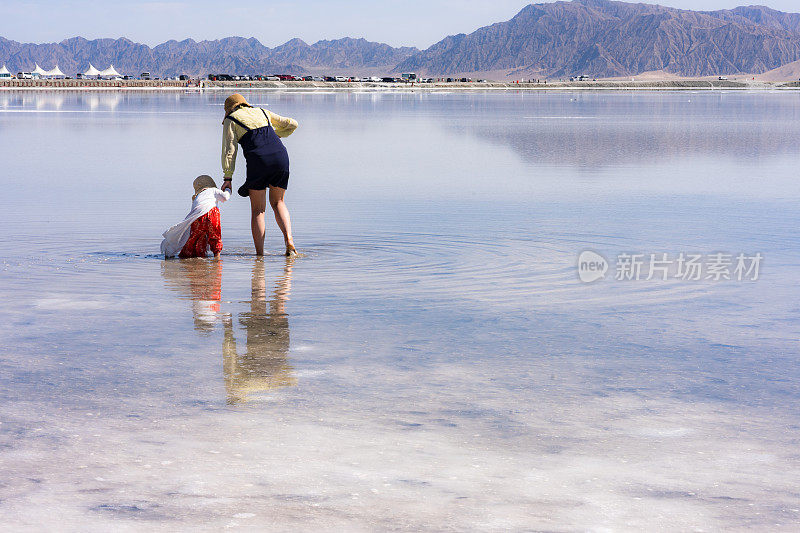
[179, 207, 222, 258]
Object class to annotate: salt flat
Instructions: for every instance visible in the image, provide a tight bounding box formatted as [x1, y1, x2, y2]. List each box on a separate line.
[1, 90, 799, 531]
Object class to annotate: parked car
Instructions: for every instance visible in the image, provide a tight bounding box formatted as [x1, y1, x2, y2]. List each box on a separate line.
[381, 77, 396, 83]
[141, 72, 151, 80]
[718, 76, 728, 81]
[264, 76, 279, 81]
[17, 72, 33, 79]
[324, 76, 336, 82]
[334, 76, 347, 82]
[312, 76, 324, 82]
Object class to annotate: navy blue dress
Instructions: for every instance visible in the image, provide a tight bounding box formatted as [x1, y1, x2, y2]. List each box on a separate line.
[225, 108, 290, 197]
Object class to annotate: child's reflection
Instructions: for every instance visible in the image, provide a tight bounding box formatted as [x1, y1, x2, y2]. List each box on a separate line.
[223, 258, 296, 404]
[161, 257, 296, 404]
[161, 258, 223, 335]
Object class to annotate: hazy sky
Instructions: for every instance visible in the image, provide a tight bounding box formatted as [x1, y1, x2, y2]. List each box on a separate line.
[1, 1, 798, 49]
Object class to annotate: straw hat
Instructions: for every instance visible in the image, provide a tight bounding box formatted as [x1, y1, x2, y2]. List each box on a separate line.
[193, 175, 217, 199]
[224, 93, 249, 116]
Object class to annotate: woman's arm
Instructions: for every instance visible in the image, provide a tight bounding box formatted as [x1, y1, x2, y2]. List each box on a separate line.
[221, 118, 239, 183]
[266, 110, 298, 138]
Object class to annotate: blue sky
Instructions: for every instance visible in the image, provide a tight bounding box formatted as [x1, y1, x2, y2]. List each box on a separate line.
[1, 0, 798, 49]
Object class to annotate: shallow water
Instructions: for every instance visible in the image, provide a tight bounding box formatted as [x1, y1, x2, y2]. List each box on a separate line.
[1, 89, 800, 531]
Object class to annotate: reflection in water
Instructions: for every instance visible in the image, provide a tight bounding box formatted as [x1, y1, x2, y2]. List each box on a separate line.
[455, 94, 800, 168]
[161, 258, 295, 404]
[224, 259, 296, 404]
[161, 259, 223, 334]
[0, 92, 121, 112]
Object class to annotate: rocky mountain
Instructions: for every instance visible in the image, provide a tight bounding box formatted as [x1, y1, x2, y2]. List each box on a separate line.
[270, 37, 418, 70]
[395, 0, 800, 78]
[0, 35, 417, 76]
[714, 5, 800, 35]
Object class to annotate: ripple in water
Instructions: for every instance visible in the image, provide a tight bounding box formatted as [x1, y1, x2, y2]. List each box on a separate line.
[292, 231, 715, 309]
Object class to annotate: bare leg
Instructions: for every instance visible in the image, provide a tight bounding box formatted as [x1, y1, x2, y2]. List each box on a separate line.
[249, 189, 267, 256]
[269, 186, 295, 253]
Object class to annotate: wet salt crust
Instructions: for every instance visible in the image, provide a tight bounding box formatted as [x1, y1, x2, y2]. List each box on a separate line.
[1, 90, 799, 531]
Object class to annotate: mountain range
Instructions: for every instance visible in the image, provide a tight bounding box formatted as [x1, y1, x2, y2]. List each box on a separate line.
[399, 0, 800, 78]
[2, 0, 800, 79]
[0, 35, 418, 77]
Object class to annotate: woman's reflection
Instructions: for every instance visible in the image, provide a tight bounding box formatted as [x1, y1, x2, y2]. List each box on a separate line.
[161, 257, 296, 404]
[223, 258, 296, 404]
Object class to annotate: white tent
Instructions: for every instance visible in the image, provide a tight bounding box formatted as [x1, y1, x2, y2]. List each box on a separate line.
[32, 63, 47, 76]
[83, 63, 100, 77]
[0, 65, 11, 78]
[44, 65, 65, 78]
[99, 64, 121, 78]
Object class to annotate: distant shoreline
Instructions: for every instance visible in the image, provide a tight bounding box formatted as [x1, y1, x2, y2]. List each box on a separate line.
[1, 79, 799, 91]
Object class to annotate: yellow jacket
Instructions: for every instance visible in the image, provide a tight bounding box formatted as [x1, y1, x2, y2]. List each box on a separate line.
[221, 106, 298, 178]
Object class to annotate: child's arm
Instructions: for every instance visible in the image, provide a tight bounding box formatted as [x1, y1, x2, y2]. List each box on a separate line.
[214, 188, 231, 203]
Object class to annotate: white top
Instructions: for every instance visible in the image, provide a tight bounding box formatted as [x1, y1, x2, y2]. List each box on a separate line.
[99, 65, 121, 76]
[45, 65, 65, 77]
[160, 188, 230, 257]
[83, 63, 100, 76]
